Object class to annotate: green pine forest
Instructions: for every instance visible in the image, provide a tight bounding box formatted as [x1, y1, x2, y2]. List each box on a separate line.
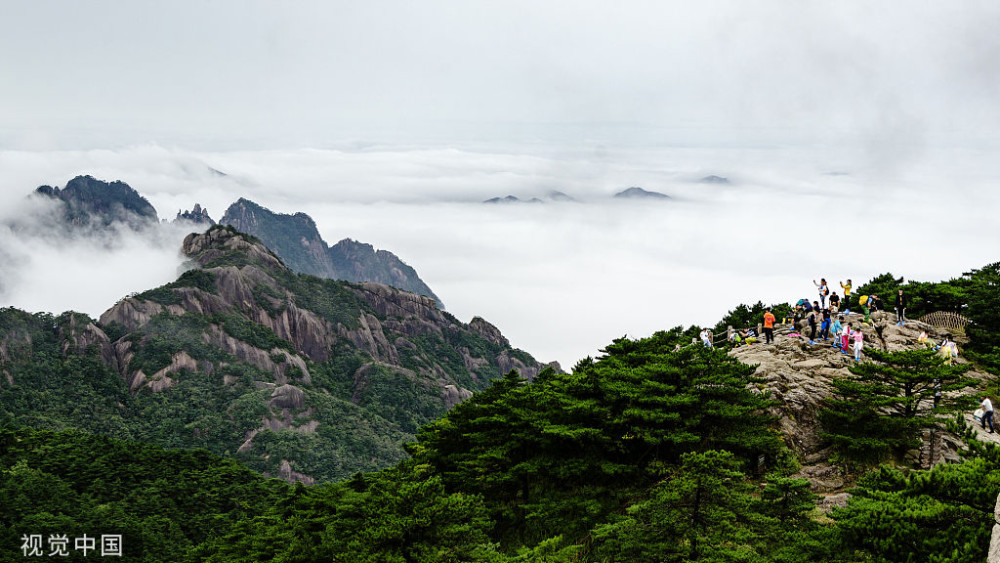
[5, 263, 1000, 561]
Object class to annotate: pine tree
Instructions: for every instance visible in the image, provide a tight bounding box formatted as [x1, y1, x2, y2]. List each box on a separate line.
[819, 348, 975, 464]
[408, 338, 783, 550]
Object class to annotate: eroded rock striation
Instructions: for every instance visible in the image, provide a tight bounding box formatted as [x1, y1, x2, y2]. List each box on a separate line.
[731, 311, 989, 495]
[87, 225, 548, 482]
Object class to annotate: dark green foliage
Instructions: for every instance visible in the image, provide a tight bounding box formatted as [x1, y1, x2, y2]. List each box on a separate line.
[833, 451, 1000, 563]
[846, 271, 970, 318]
[349, 364, 447, 434]
[714, 301, 792, 333]
[401, 332, 484, 389]
[127, 313, 224, 374]
[174, 268, 218, 294]
[820, 348, 975, 465]
[134, 285, 182, 306]
[903, 278, 971, 317]
[589, 451, 823, 562]
[277, 272, 366, 330]
[0, 427, 289, 563]
[0, 310, 131, 436]
[210, 313, 293, 353]
[963, 262, 1000, 353]
[134, 268, 218, 305]
[853, 272, 903, 305]
[200, 466, 501, 562]
[408, 337, 783, 549]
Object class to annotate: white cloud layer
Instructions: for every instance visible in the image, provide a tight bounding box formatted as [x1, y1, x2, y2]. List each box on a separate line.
[1, 143, 998, 367]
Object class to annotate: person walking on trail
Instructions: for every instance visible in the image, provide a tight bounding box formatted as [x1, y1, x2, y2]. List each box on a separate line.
[829, 292, 840, 313]
[814, 278, 830, 308]
[980, 396, 994, 433]
[853, 327, 864, 361]
[819, 307, 832, 340]
[841, 323, 853, 354]
[859, 294, 874, 324]
[895, 289, 907, 326]
[700, 328, 713, 348]
[831, 315, 844, 348]
[763, 309, 776, 344]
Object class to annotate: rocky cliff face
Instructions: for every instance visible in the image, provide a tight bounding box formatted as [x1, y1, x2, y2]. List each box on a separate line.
[220, 198, 444, 308]
[732, 311, 989, 497]
[88, 225, 547, 482]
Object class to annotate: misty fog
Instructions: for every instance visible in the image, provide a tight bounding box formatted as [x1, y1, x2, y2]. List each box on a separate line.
[1, 143, 997, 366]
[2, 1, 1000, 364]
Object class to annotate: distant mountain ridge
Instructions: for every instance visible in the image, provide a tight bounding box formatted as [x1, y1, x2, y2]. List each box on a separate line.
[25, 175, 443, 308]
[0, 225, 548, 483]
[34, 175, 159, 229]
[613, 186, 670, 199]
[221, 198, 444, 308]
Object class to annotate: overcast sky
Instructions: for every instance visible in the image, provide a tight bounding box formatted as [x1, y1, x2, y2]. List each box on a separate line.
[3, 1, 1000, 149]
[2, 2, 1000, 365]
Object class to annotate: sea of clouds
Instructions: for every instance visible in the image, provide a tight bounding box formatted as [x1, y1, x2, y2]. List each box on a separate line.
[1, 142, 998, 366]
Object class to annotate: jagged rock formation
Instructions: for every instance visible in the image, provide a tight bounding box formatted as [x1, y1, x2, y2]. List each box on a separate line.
[10, 225, 544, 483]
[731, 311, 988, 495]
[34, 175, 158, 229]
[175, 203, 215, 225]
[613, 187, 670, 199]
[220, 198, 444, 308]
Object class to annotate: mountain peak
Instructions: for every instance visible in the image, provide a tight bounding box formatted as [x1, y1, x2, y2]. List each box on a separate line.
[220, 198, 444, 308]
[34, 175, 159, 228]
[613, 187, 670, 199]
[181, 224, 285, 272]
[175, 203, 216, 225]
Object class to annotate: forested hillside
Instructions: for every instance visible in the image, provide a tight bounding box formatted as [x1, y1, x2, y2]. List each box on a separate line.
[5, 256, 1000, 561]
[0, 225, 544, 485]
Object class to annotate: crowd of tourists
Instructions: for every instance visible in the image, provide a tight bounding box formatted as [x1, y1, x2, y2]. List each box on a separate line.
[696, 276, 993, 437]
[698, 277, 958, 364]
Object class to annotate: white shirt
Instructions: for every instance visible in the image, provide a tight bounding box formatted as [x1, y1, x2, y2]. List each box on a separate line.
[983, 398, 994, 413]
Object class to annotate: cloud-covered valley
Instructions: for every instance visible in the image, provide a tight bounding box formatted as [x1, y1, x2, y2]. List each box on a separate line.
[1, 143, 998, 366]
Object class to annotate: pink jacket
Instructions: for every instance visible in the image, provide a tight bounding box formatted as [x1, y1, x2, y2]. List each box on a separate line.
[853, 330, 864, 344]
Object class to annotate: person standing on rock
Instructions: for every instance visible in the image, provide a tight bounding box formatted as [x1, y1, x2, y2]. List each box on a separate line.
[814, 278, 830, 308]
[853, 327, 864, 361]
[829, 292, 840, 313]
[840, 279, 852, 307]
[700, 328, 713, 348]
[819, 307, 832, 341]
[980, 396, 994, 433]
[831, 315, 843, 348]
[807, 306, 819, 344]
[763, 309, 776, 344]
[895, 289, 907, 326]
